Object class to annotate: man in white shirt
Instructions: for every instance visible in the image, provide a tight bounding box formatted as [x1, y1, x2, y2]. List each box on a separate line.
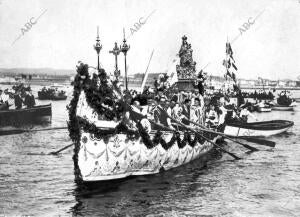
[240, 106, 258, 122]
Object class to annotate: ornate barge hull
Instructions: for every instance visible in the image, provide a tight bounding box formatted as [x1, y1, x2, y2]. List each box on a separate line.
[78, 131, 215, 182]
[73, 91, 218, 182]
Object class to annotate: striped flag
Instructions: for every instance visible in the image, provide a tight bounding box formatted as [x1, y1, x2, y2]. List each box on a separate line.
[223, 42, 237, 83]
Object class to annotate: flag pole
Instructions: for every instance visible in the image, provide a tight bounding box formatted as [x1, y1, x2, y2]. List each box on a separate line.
[140, 49, 155, 93]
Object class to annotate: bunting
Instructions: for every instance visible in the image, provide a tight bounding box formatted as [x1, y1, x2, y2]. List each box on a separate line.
[223, 42, 237, 83]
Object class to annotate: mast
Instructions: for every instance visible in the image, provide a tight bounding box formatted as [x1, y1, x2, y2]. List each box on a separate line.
[109, 42, 121, 80]
[93, 26, 102, 72]
[120, 28, 130, 91]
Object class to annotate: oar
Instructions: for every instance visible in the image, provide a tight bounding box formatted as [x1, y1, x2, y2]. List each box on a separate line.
[236, 136, 275, 147]
[181, 118, 275, 148]
[156, 107, 241, 160]
[0, 126, 68, 136]
[48, 143, 73, 155]
[184, 119, 259, 151]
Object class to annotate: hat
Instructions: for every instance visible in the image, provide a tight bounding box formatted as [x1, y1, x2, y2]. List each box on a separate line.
[224, 104, 234, 110]
[171, 95, 178, 103]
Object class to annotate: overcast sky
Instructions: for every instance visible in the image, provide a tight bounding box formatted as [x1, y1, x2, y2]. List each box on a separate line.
[0, 0, 300, 80]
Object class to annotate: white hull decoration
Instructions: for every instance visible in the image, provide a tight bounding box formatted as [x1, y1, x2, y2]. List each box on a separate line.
[78, 131, 213, 182]
[224, 120, 294, 137]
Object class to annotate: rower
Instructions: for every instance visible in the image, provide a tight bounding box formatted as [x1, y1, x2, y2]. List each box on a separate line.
[239, 105, 258, 122]
[205, 104, 219, 128]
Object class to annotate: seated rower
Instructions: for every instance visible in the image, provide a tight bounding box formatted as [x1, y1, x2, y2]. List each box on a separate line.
[205, 104, 219, 128]
[240, 105, 258, 122]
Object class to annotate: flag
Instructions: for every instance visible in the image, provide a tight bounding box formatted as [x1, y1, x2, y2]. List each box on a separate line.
[166, 57, 179, 86]
[224, 42, 239, 87]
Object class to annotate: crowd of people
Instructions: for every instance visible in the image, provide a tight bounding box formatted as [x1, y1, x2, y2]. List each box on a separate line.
[0, 87, 36, 111]
[240, 90, 275, 100]
[125, 83, 258, 132]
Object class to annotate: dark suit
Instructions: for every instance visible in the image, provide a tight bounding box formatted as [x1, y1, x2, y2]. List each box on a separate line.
[14, 94, 23, 109]
[24, 94, 35, 108]
[182, 105, 190, 125]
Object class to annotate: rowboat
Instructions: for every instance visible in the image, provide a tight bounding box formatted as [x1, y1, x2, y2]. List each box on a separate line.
[224, 120, 294, 137]
[0, 104, 52, 126]
[69, 36, 220, 183]
[256, 106, 272, 112]
[272, 105, 294, 111]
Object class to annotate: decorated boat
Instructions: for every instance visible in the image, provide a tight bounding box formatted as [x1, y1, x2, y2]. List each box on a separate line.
[0, 104, 52, 126]
[224, 120, 293, 137]
[68, 34, 221, 183]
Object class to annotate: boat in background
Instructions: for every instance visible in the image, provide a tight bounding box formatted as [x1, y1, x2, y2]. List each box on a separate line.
[38, 86, 67, 100]
[224, 120, 294, 137]
[257, 106, 272, 112]
[272, 105, 294, 111]
[0, 104, 52, 127]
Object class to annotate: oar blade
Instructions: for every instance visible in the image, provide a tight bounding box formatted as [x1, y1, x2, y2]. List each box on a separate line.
[0, 129, 25, 136]
[238, 136, 276, 147]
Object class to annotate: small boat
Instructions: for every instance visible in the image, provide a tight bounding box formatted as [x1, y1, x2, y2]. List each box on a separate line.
[257, 106, 272, 112]
[0, 104, 52, 126]
[224, 120, 294, 137]
[51, 94, 67, 101]
[272, 105, 294, 111]
[38, 87, 67, 100]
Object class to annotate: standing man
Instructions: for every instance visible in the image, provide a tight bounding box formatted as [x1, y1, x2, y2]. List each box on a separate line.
[14, 90, 23, 110]
[24, 90, 36, 108]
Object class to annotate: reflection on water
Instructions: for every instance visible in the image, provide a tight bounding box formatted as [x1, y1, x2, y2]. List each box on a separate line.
[0, 86, 300, 216]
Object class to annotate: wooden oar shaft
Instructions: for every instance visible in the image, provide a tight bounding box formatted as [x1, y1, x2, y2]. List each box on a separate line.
[184, 118, 259, 151]
[157, 107, 241, 160]
[0, 126, 68, 136]
[48, 143, 73, 155]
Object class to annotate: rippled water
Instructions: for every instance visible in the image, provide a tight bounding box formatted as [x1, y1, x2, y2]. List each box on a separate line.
[0, 86, 299, 216]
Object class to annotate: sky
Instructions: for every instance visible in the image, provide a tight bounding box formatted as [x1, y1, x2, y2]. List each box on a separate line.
[0, 0, 300, 80]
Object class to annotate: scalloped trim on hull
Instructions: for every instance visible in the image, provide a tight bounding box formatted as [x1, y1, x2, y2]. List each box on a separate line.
[78, 131, 215, 182]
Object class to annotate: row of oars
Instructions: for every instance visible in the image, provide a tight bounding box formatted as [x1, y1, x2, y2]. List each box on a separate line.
[0, 113, 275, 158]
[0, 127, 69, 155]
[156, 106, 275, 160]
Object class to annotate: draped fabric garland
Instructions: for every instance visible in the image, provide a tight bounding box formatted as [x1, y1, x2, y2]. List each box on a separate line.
[68, 63, 215, 181]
